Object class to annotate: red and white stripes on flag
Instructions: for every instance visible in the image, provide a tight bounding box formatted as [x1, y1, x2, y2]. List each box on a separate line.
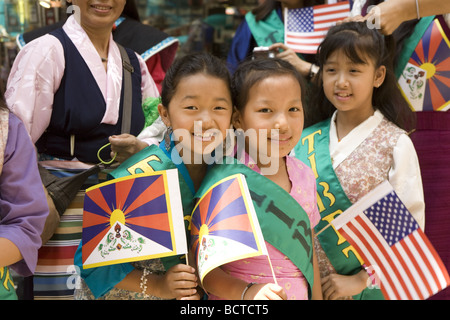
[330, 181, 450, 300]
[284, 1, 350, 54]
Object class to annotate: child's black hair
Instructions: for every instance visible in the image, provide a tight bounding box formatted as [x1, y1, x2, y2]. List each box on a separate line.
[232, 57, 307, 112]
[161, 52, 232, 108]
[307, 21, 415, 131]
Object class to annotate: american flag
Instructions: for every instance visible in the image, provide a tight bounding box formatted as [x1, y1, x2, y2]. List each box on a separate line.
[330, 181, 450, 300]
[284, 1, 350, 54]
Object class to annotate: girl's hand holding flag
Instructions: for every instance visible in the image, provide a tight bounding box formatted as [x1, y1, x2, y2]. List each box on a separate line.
[246, 283, 287, 300]
[160, 264, 199, 300]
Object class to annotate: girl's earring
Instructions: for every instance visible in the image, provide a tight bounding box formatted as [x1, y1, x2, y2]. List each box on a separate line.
[164, 126, 173, 151]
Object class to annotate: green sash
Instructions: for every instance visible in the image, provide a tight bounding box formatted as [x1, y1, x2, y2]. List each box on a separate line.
[395, 16, 435, 78]
[0, 266, 17, 300]
[108, 144, 194, 270]
[245, 10, 285, 48]
[294, 120, 384, 300]
[196, 158, 314, 298]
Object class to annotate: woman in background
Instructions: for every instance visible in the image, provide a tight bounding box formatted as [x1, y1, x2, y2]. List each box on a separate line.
[5, 0, 159, 299]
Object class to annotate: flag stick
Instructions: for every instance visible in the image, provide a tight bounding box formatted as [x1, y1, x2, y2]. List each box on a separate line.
[315, 223, 332, 237]
[267, 256, 278, 285]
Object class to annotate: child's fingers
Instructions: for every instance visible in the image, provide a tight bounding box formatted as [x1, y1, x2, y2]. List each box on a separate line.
[167, 267, 198, 287]
[172, 285, 200, 300]
[265, 291, 284, 300]
[267, 283, 287, 300]
[168, 263, 196, 274]
[170, 271, 198, 283]
[178, 290, 201, 300]
[252, 283, 286, 300]
[172, 278, 198, 290]
[109, 134, 134, 149]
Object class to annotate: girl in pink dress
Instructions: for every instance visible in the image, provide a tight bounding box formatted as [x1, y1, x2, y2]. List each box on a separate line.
[203, 58, 323, 300]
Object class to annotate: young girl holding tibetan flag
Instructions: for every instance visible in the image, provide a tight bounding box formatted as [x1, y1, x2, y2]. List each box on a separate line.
[293, 22, 425, 300]
[74, 52, 233, 300]
[196, 58, 322, 300]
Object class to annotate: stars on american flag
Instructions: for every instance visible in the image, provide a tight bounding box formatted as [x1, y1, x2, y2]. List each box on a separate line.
[364, 191, 419, 246]
[287, 7, 314, 32]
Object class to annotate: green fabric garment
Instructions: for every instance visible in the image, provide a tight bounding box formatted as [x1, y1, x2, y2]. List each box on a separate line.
[294, 120, 384, 300]
[141, 97, 161, 129]
[245, 9, 305, 60]
[195, 159, 314, 298]
[245, 10, 285, 47]
[0, 267, 17, 300]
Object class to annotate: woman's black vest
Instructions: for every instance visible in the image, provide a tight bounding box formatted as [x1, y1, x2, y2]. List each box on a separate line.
[36, 28, 145, 163]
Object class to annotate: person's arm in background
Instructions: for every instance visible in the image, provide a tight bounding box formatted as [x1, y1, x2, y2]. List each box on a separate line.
[269, 43, 314, 78]
[5, 35, 63, 143]
[0, 113, 49, 276]
[388, 134, 425, 229]
[353, 0, 450, 35]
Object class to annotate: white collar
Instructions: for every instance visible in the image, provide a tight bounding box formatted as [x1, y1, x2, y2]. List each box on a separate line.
[329, 109, 384, 169]
[62, 15, 123, 125]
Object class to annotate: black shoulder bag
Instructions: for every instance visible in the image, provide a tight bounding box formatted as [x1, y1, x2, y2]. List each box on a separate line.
[39, 44, 134, 217]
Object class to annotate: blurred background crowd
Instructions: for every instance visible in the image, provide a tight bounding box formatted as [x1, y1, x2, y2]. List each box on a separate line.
[0, 0, 258, 92]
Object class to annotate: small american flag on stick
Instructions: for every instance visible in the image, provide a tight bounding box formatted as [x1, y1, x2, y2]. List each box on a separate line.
[327, 181, 450, 300]
[284, 1, 350, 54]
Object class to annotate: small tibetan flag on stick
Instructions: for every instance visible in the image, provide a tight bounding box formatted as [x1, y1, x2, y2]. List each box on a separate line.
[81, 169, 187, 269]
[190, 174, 276, 285]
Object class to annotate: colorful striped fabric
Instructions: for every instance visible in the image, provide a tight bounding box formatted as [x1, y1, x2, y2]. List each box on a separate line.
[33, 191, 84, 300]
[30, 155, 111, 299]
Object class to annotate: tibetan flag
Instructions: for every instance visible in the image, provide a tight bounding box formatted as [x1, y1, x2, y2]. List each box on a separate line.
[398, 17, 450, 111]
[330, 181, 450, 300]
[284, 1, 350, 54]
[190, 174, 268, 284]
[81, 169, 187, 269]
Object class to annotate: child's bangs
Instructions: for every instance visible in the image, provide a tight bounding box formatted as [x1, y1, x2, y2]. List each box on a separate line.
[319, 30, 376, 66]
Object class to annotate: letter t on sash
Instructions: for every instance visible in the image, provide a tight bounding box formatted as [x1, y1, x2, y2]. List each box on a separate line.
[126, 155, 162, 174]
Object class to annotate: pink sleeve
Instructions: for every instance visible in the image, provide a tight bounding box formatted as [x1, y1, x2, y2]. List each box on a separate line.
[5, 35, 65, 143]
[136, 53, 159, 100]
[303, 165, 321, 228]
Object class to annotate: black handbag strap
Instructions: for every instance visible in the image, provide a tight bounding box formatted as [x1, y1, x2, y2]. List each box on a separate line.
[38, 44, 135, 217]
[117, 43, 134, 134]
